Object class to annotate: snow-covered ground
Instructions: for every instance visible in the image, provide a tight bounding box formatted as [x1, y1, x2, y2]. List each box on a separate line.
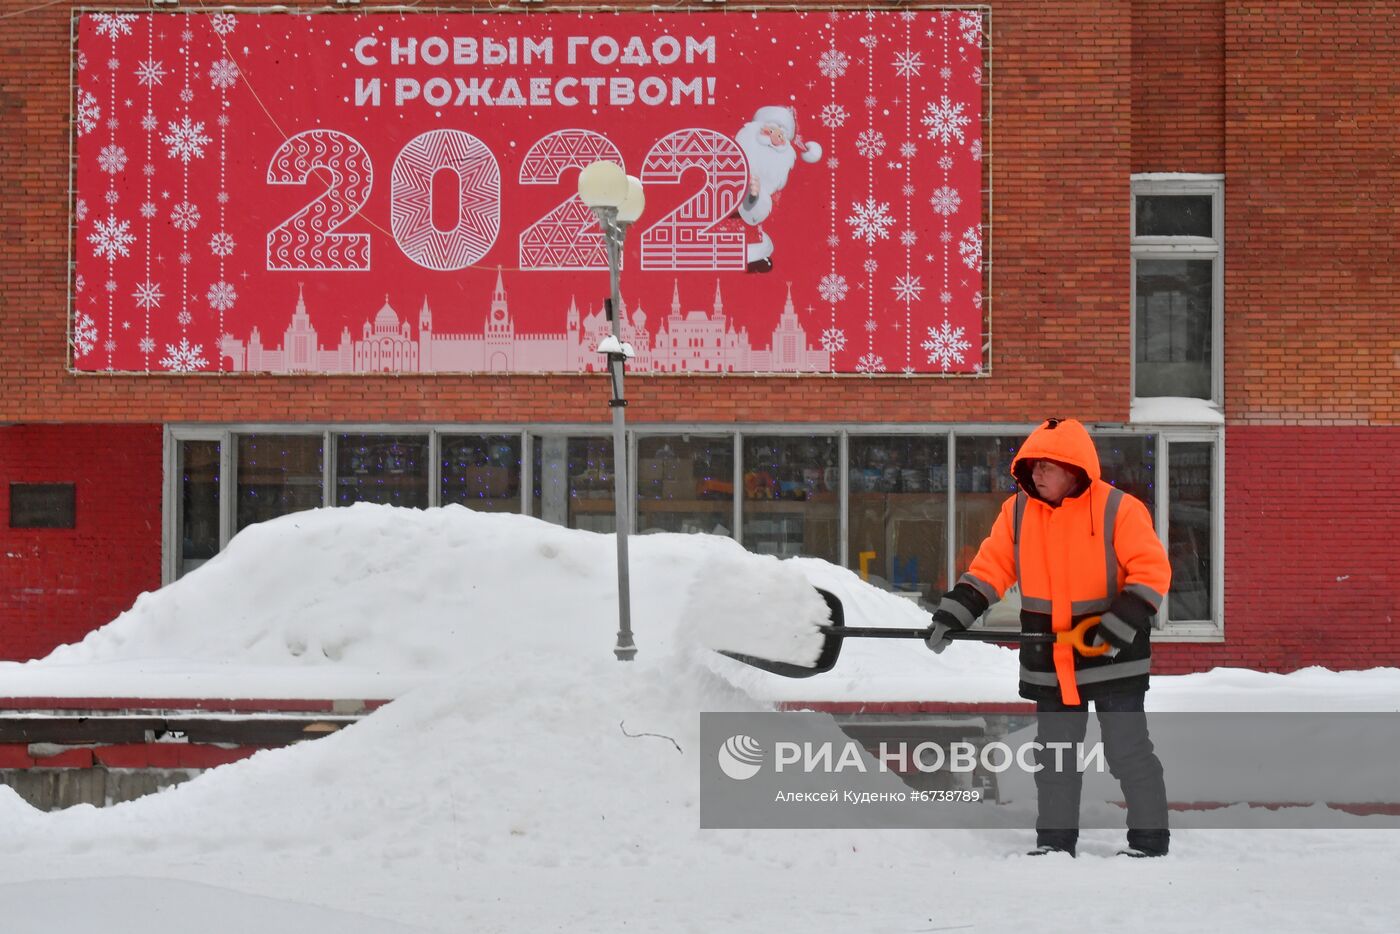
[1, 505, 1397, 933]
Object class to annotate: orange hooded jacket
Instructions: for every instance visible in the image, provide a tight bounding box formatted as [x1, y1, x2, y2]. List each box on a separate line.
[958, 418, 1172, 703]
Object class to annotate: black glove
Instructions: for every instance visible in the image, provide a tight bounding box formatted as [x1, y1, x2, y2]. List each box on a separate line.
[925, 612, 962, 654]
[1094, 591, 1158, 653]
[1088, 626, 1121, 658]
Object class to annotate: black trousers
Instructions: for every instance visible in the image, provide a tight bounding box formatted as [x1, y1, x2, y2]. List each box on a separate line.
[1033, 689, 1169, 854]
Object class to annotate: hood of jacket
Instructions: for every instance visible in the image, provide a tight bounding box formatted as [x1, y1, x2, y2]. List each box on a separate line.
[1011, 418, 1102, 503]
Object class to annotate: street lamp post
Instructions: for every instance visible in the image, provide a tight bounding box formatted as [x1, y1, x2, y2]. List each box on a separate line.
[578, 161, 645, 661]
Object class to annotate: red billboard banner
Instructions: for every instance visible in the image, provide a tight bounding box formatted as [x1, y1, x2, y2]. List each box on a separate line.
[71, 10, 984, 375]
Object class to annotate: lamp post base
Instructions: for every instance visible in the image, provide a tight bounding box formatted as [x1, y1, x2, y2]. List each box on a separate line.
[613, 635, 637, 662]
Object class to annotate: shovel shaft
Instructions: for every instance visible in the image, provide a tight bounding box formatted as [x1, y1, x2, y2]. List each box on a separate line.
[819, 625, 1054, 644]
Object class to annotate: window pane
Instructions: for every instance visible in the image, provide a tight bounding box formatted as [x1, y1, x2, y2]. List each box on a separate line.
[741, 436, 837, 561]
[179, 439, 220, 577]
[637, 435, 733, 536]
[334, 434, 429, 508]
[531, 436, 615, 532]
[1135, 258, 1213, 398]
[848, 436, 947, 594]
[1135, 195, 1213, 238]
[1093, 434, 1157, 509]
[441, 435, 521, 512]
[1168, 442, 1214, 621]
[236, 434, 324, 532]
[953, 435, 1023, 625]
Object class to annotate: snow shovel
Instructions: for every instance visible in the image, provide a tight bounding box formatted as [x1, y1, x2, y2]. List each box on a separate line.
[718, 588, 1061, 679]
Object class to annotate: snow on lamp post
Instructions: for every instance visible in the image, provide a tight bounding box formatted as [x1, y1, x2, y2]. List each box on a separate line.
[578, 160, 645, 662]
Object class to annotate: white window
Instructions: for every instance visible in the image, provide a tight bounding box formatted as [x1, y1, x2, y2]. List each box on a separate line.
[1131, 175, 1224, 406]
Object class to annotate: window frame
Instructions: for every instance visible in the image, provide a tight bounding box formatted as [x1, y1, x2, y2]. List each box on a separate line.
[164, 421, 1225, 640]
[1130, 174, 1225, 408]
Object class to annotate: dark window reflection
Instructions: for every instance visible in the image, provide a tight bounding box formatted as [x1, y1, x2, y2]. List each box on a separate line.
[1135, 258, 1213, 398]
[741, 436, 837, 561]
[441, 435, 521, 512]
[531, 436, 615, 533]
[335, 434, 429, 508]
[636, 435, 733, 536]
[1168, 442, 1214, 621]
[848, 436, 948, 594]
[179, 439, 220, 577]
[236, 434, 324, 532]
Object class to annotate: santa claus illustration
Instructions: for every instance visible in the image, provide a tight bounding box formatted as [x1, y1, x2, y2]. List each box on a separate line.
[735, 105, 823, 272]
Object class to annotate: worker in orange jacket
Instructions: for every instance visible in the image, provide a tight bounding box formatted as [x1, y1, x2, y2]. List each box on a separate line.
[926, 418, 1172, 858]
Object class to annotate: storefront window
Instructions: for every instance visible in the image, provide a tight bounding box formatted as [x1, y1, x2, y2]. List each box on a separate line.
[848, 436, 947, 594]
[334, 434, 429, 508]
[1094, 434, 1156, 509]
[1134, 258, 1213, 399]
[178, 439, 220, 578]
[236, 434, 324, 532]
[636, 435, 733, 536]
[441, 435, 521, 512]
[740, 435, 837, 561]
[531, 436, 615, 533]
[1168, 442, 1214, 621]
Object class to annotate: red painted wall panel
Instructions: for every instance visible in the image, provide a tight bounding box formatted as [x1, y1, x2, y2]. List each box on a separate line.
[0, 425, 163, 660]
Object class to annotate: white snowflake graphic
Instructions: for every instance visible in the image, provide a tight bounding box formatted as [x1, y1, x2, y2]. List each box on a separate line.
[864, 94, 879, 109]
[179, 87, 195, 104]
[97, 144, 127, 175]
[209, 231, 236, 257]
[960, 12, 984, 46]
[179, 251, 192, 265]
[89, 214, 136, 261]
[141, 112, 158, 132]
[820, 103, 849, 129]
[901, 183, 916, 198]
[940, 66, 953, 81]
[863, 257, 879, 274]
[826, 233, 840, 249]
[75, 274, 86, 292]
[859, 34, 879, 50]
[899, 141, 917, 159]
[864, 318, 878, 333]
[170, 201, 201, 232]
[77, 51, 87, 71]
[140, 201, 157, 219]
[132, 279, 163, 310]
[92, 13, 137, 39]
[939, 230, 953, 244]
[847, 197, 895, 246]
[820, 327, 848, 353]
[177, 310, 192, 327]
[900, 230, 918, 247]
[217, 191, 230, 205]
[892, 274, 925, 305]
[855, 352, 887, 374]
[162, 116, 211, 164]
[970, 139, 983, 162]
[75, 198, 89, 221]
[959, 226, 983, 271]
[210, 13, 237, 37]
[940, 291, 953, 304]
[72, 312, 98, 357]
[105, 116, 119, 132]
[855, 129, 887, 159]
[76, 90, 100, 137]
[893, 50, 924, 78]
[818, 49, 849, 79]
[160, 338, 208, 372]
[104, 190, 119, 206]
[922, 319, 972, 372]
[104, 278, 117, 293]
[972, 66, 984, 86]
[106, 57, 119, 72]
[139, 336, 155, 354]
[973, 291, 983, 310]
[938, 155, 954, 171]
[135, 60, 166, 88]
[206, 280, 237, 312]
[217, 114, 231, 128]
[209, 59, 239, 90]
[818, 273, 849, 304]
[930, 186, 962, 217]
[922, 96, 972, 145]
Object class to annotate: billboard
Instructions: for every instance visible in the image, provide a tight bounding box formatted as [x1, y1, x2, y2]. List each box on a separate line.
[71, 9, 984, 375]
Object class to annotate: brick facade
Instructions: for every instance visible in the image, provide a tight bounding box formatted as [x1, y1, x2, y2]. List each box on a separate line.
[1, 2, 1395, 672]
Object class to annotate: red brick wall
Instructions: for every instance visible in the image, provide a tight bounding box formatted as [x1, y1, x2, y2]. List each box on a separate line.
[1224, 1, 1399, 426]
[0, 424, 164, 660]
[1131, 0, 1225, 173]
[0, 0, 1134, 426]
[1155, 426, 1400, 674]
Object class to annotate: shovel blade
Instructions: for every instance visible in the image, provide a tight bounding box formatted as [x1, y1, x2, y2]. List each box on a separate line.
[717, 587, 846, 678]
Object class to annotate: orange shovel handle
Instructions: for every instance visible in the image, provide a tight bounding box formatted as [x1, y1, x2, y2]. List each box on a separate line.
[1057, 615, 1112, 657]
